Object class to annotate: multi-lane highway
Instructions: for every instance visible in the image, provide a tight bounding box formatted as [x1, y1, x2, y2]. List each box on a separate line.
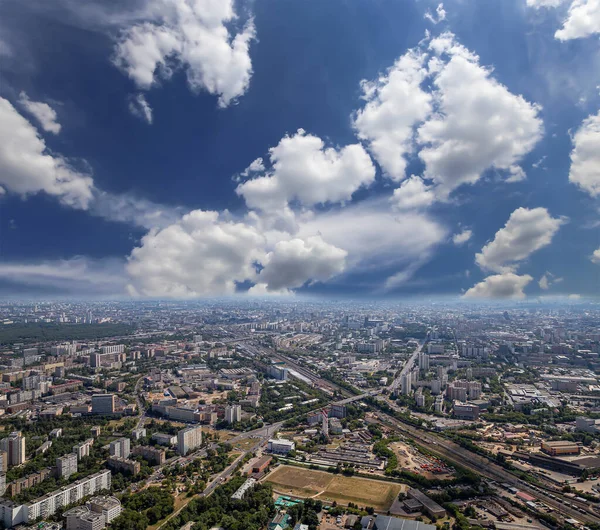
[388, 341, 424, 393]
[237, 339, 600, 525]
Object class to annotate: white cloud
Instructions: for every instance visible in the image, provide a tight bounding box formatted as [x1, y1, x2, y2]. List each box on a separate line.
[128, 93, 153, 124]
[464, 273, 533, 299]
[568, 293, 582, 299]
[452, 229, 472, 246]
[18, 91, 61, 134]
[568, 110, 600, 197]
[391, 175, 435, 211]
[425, 3, 447, 24]
[236, 129, 376, 212]
[126, 210, 265, 297]
[353, 32, 542, 200]
[475, 207, 565, 273]
[0, 257, 126, 295]
[0, 97, 93, 209]
[527, 0, 566, 7]
[91, 190, 186, 229]
[417, 33, 543, 198]
[539, 271, 563, 289]
[240, 157, 265, 178]
[296, 198, 448, 286]
[256, 236, 347, 292]
[113, 0, 256, 107]
[125, 209, 349, 297]
[353, 49, 432, 181]
[591, 248, 600, 264]
[555, 0, 600, 40]
[124, 196, 447, 298]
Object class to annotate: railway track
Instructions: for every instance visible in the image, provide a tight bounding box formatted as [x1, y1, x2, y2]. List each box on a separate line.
[243, 340, 600, 524]
[375, 409, 600, 525]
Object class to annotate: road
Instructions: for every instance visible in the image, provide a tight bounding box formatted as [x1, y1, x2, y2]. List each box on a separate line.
[374, 399, 600, 525]
[388, 341, 425, 393]
[155, 437, 264, 530]
[237, 338, 600, 525]
[134, 375, 146, 430]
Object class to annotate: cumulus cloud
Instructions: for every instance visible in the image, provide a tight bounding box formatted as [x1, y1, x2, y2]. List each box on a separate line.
[417, 33, 543, 198]
[555, 0, 600, 40]
[256, 236, 347, 292]
[240, 157, 265, 177]
[125, 209, 349, 297]
[236, 129, 376, 212]
[18, 92, 61, 134]
[464, 273, 533, 299]
[391, 176, 435, 211]
[124, 196, 448, 298]
[353, 32, 542, 200]
[353, 50, 432, 181]
[591, 248, 600, 264]
[113, 0, 256, 107]
[424, 3, 447, 24]
[475, 207, 565, 273]
[128, 93, 153, 124]
[568, 110, 600, 197]
[126, 210, 265, 297]
[0, 97, 93, 209]
[452, 229, 472, 246]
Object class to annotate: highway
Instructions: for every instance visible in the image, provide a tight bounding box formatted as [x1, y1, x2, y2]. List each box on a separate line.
[388, 341, 424, 393]
[237, 339, 600, 525]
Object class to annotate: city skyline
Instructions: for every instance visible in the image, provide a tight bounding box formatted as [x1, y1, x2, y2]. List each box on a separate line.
[0, 0, 599, 299]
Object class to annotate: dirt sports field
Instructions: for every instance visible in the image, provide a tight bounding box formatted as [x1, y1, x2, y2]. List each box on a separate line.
[264, 465, 404, 510]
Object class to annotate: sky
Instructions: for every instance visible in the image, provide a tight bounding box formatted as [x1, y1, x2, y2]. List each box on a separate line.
[0, 0, 599, 300]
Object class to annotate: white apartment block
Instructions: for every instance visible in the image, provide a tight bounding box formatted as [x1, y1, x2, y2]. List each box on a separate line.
[225, 404, 241, 424]
[0, 471, 111, 527]
[56, 453, 78, 479]
[177, 426, 203, 456]
[100, 345, 124, 355]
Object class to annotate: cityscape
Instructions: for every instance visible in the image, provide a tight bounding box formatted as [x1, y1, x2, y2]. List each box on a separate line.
[1, 0, 599, 528]
[0, 300, 596, 529]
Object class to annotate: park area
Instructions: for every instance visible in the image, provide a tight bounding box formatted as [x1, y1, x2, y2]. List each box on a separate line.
[264, 465, 405, 511]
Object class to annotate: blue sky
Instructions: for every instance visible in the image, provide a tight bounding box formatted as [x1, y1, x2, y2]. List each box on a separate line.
[0, 0, 598, 299]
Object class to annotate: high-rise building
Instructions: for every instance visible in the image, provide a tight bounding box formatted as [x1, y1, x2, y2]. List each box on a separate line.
[90, 353, 102, 368]
[225, 405, 242, 424]
[321, 409, 329, 439]
[56, 453, 78, 479]
[401, 373, 412, 395]
[91, 394, 115, 414]
[0, 432, 26, 467]
[0, 451, 7, 472]
[73, 439, 93, 460]
[418, 352, 430, 371]
[109, 438, 130, 459]
[177, 426, 203, 456]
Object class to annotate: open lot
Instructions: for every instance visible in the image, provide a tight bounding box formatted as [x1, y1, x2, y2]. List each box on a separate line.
[390, 441, 455, 480]
[264, 465, 404, 510]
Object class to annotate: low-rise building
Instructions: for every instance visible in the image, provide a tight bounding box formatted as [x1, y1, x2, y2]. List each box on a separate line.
[267, 439, 295, 455]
